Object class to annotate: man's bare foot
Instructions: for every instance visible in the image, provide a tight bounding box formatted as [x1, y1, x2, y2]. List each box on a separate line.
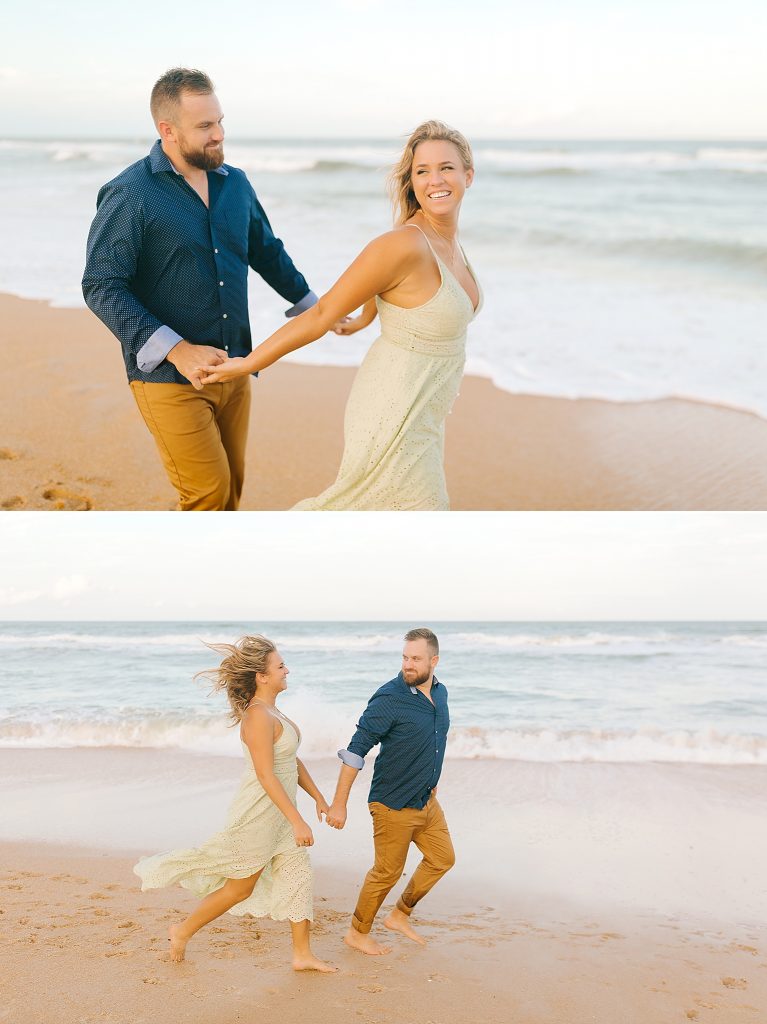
[292, 953, 338, 973]
[383, 908, 427, 946]
[168, 924, 189, 962]
[343, 927, 392, 956]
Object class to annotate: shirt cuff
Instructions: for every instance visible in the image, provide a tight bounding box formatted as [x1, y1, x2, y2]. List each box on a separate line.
[337, 749, 365, 770]
[136, 325, 184, 373]
[285, 290, 318, 318]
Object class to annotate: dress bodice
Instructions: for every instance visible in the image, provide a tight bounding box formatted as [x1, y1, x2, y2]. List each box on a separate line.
[375, 231, 482, 357]
[240, 718, 300, 775]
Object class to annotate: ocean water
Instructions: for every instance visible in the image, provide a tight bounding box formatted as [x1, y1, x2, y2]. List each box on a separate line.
[1, 620, 766, 764]
[1, 137, 766, 414]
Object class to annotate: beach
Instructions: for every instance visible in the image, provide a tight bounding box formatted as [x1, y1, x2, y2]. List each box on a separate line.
[1, 750, 766, 1024]
[2, 292, 767, 511]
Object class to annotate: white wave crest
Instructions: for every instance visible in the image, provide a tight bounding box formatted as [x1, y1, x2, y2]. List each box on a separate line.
[2, 715, 765, 765]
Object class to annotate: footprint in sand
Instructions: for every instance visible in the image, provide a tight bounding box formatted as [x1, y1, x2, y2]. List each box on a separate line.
[89, 893, 110, 900]
[686, 1011, 699, 1020]
[0, 448, 20, 460]
[117, 921, 138, 929]
[5, 884, 23, 891]
[357, 984, 384, 993]
[42, 485, 93, 511]
[721, 977, 747, 989]
[93, 909, 110, 918]
[143, 977, 165, 985]
[1, 495, 25, 509]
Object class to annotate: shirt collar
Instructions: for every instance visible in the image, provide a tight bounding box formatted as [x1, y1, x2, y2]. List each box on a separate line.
[149, 138, 229, 176]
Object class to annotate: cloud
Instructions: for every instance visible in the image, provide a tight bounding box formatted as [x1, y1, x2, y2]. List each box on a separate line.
[0, 68, 19, 80]
[0, 574, 89, 608]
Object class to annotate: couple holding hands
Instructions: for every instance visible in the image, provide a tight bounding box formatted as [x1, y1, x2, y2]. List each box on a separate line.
[134, 628, 454, 973]
[83, 68, 481, 512]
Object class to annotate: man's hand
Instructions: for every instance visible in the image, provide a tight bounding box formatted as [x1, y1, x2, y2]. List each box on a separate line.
[332, 314, 367, 336]
[326, 801, 348, 830]
[167, 340, 227, 391]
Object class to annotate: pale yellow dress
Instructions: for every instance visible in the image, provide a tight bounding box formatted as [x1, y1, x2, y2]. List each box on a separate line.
[292, 225, 483, 511]
[133, 720, 313, 922]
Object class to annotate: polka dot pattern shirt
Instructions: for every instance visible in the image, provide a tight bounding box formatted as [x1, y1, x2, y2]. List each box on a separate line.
[82, 140, 314, 384]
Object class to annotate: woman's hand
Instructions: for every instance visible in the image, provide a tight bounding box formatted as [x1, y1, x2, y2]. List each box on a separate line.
[293, 818, 314, 847]
[315, 796, 330, 823]
[196, 356, 249, 384]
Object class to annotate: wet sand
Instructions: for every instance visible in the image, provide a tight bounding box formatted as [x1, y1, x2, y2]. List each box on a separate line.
[2, 292, 767, 510]
[1, 750, 766, 1023]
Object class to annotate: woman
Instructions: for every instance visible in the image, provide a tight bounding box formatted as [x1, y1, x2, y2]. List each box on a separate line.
[197, 120, 482, 511]
[133, 635, 336, 973]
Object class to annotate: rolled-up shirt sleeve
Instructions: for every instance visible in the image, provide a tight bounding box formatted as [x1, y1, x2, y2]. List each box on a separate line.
[82, 184, 174, 362]
[285, 289, 319, 318]
[337, 693, 397, 769]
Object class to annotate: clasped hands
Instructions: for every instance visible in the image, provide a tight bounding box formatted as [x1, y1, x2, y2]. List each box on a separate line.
[167, 311, 371, 391]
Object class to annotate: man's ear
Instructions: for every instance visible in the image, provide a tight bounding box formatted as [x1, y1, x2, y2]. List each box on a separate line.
[157, 119, 175, 144]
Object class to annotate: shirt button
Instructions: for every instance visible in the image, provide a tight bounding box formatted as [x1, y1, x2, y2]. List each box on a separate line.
[224, 345, 229, 351]
[214, 248, 219, 254]
[222, 313, 228, 319]
[219, 281, 224, 286]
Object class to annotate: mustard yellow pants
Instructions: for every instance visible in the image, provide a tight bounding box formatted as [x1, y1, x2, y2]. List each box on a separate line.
[130, 377, 250, 511]
[351, 796, 455, 934]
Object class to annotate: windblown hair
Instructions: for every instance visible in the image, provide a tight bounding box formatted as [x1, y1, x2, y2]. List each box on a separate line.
[387, 120, 474, 225]
[150, 67, 214, 126]
[404, 627, 439, 656]
[196, 634, 277, 725]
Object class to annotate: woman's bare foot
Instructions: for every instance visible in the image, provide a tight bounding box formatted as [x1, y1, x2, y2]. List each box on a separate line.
[292, 953, 338, 973]
[168, 924, 190, 962]
[383, 908, 427, 946]
[343, 927, 392, 956]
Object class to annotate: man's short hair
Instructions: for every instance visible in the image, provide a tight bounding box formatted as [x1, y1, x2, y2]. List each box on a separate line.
[404, 627, 439, 656]
[150, 68, 214, 125]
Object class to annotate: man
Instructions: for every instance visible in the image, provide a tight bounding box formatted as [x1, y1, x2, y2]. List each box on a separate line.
[326, 627, 455, 955]
[82, 68, 317, 510]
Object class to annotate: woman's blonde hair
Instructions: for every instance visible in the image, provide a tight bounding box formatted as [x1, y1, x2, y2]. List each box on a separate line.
[388, 120, 474, 225]
[196, 634, 277, 725]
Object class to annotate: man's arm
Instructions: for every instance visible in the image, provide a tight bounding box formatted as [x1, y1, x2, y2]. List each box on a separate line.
[247, 188, 317, 314]
[326, 691, 395, 830]
[81, 184, 225, 383]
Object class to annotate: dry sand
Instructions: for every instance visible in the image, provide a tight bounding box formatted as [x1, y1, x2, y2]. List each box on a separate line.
[1, 750, 766, 1022]
[2, 292, 767, 510]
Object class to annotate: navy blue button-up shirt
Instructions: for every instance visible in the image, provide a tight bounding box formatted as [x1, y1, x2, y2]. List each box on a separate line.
[339, 673, 450, 810]
[82, 140, 315, 384]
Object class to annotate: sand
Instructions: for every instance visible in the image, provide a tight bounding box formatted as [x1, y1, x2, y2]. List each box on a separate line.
[1, 750, 766, 1023]
[2, 292, 767, 510]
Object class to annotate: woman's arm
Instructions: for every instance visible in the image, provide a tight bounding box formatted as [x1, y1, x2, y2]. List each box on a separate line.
[197, 230, 419, 382]
[242, 707, 314, 846]
[297, 758, 330, 822]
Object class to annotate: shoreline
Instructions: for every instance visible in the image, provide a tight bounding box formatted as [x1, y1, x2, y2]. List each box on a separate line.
[3, 292, 767, 509]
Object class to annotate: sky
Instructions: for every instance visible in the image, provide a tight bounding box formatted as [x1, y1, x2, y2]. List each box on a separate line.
[1, 1, 765, 138]
[0, 513, 766, 621]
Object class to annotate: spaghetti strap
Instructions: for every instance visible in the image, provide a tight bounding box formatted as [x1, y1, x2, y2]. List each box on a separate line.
[404, 222, 441, 264]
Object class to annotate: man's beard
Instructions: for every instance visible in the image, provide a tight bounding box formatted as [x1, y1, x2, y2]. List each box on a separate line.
[179, 138, 224, 171]
[403, 667, 431, 687]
